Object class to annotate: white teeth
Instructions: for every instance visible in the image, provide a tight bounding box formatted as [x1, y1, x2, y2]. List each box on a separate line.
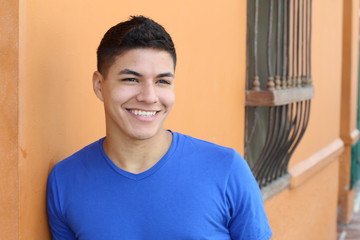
[130, 110, 157, 117]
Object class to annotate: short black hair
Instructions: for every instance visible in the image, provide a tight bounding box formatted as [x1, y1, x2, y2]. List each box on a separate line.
[96, 16, 176, 76]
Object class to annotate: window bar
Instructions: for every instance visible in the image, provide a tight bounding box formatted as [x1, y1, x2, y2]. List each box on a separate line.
[260, 107, 281, 184]
[295, 0, 299, 87]
[282, 0, 288, 89]
[275, 106, 293, 179]
[265, 106, 288, 183]
[244, 107, 259, 163]
[267, 0, 275, 90]
[283, 102, 299, 175]
[280, 101, 303, 174]
[252, 107, 275, 185]
[301, 0, 305, 86]
[245, 1, 251, 160]
[252, 0, 261, 90]
[294, 101, 311, 153]
[276, 102, 295, 177]
[255, 104, 291, 186]
[291, 0, 297, 88]
[245, 0, 251, 90]
[296, 0, 301, 87]
[282, 100, 311, 174]
[287, 0, 292, 88]
[275, 0, 282, 89]
[304, 0, 308, 85]
[308, 0, 312, 85]
[268, 106, 292, 181]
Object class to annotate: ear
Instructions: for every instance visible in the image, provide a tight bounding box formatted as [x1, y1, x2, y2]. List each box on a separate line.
[92, 71, 104, 102]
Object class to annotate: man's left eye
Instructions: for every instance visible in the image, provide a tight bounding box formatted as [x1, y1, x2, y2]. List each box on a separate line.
[157, 79, 171, 85]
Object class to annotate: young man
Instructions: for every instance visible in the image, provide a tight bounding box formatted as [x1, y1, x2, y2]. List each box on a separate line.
[47, 16, 272, 240]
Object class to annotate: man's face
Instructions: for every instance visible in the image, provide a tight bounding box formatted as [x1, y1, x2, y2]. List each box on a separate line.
[93, 48, 175, 141]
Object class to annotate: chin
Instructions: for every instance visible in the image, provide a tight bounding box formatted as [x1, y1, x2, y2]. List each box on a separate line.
[129, 129, 163, 141]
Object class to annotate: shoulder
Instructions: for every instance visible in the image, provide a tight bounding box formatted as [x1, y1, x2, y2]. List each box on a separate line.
[175, 132, 236, 155]
[49, 138, 104, 178]
[173, 132, 246, 171]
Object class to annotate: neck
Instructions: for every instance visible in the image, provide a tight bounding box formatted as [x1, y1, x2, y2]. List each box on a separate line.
[103, 129, 172, 174]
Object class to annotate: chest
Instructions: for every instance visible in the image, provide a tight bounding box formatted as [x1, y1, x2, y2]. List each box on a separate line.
[63, 173, 231, 240]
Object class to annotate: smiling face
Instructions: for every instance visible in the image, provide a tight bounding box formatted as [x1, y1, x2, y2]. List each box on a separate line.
[93, 48, 175, 141]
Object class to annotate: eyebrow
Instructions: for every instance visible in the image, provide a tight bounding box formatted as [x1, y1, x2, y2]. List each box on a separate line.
[156, 72, 174, 78]
[119, 69, 142, 77]
[119, 68, 174, 78]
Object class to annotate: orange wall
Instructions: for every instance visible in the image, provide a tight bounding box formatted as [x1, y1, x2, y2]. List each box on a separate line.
[0, 0, 19, 239]
[18, 0, 247, 238]
[266, 160, 339, 240]
[4, 0, 350, 239]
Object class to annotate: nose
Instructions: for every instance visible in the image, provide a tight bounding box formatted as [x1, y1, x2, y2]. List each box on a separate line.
[136, 82, 159, 103]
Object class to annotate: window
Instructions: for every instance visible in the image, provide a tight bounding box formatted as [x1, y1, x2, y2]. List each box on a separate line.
[245, 0, 313, 187]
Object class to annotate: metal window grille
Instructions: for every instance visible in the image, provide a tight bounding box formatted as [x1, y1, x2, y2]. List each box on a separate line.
[245, 0, 313, 188]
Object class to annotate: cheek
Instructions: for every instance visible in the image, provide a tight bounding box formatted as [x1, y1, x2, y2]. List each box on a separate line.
[106, 87, 137, 104]
[159, 89, 175, 107]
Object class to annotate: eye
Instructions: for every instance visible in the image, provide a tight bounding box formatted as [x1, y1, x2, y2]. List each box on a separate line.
[157, 79, 171, 85]
[122, 78, 138, 83]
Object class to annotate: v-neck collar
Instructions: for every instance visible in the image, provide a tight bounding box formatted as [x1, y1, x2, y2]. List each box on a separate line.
[98, 131, 178, 181]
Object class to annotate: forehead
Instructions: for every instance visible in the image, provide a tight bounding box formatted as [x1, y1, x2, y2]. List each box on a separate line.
[109, 48, 175, 74]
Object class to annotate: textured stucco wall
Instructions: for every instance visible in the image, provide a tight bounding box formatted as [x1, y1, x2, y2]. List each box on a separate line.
[0, 0, 19, 239]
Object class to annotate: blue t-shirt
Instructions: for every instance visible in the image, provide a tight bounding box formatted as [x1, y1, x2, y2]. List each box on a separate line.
[47, 132, 272, 240]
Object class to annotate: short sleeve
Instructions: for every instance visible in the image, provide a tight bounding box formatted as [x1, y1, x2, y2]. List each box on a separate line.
[226, 150, 272, 240]
[47, 168, 76, 240]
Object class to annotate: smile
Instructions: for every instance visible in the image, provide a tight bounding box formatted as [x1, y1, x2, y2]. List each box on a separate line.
[129, 109, 158, 117]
